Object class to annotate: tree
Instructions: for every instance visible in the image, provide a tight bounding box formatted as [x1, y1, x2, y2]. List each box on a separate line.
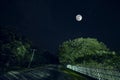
[0, 26, 32, 73]
[1, 41, 30, 64]
[59, 37, 112, 65]
[105, 55, 120, 71]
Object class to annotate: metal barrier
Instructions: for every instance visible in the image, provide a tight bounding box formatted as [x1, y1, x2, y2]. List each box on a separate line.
[67, 65, 120, 80]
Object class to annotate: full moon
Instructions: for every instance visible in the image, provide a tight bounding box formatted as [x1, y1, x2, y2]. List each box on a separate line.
[76, 14, 82, 21]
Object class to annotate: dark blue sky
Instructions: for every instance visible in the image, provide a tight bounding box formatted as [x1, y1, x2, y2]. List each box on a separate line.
[0, 0, 120, 53]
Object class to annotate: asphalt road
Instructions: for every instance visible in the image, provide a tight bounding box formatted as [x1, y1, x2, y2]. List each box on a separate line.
[0, 65, 84, 80]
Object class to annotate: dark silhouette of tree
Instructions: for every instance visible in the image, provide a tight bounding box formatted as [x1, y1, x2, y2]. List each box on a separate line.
[41, 51, 59, 64]
[0, 26, 32, 73]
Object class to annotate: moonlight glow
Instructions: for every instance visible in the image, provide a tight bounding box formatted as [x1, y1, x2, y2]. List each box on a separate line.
[76, 14, 82, 21]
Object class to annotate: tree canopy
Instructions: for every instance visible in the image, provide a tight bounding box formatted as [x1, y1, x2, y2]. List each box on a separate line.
[0, 26, 32, 73]
[0, 26, 59, 74]
[59, 37, 115, 65]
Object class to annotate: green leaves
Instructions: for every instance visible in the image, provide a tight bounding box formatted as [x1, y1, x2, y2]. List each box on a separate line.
[59, 37, 112, 65]
[0, 26, 32, 73]
[59, 37, 120, 70]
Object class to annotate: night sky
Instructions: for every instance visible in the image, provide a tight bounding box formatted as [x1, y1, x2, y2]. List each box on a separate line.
[0, 0, 120, 53]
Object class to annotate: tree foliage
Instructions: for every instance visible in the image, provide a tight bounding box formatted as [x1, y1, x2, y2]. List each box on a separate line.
[0, 26, 32, 73]
[0, 26, 59, 74]
[59, 37, 113, 65]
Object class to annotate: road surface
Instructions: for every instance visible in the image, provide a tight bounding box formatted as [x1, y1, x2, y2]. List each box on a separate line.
[0, 65, 91, 80]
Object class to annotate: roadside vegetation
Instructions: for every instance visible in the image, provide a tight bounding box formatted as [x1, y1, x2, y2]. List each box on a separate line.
[0, 26, 58, 75]
[59, 38, 120, 71]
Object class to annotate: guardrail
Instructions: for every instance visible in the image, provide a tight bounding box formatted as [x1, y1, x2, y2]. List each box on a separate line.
[67, 65, 120, 80]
